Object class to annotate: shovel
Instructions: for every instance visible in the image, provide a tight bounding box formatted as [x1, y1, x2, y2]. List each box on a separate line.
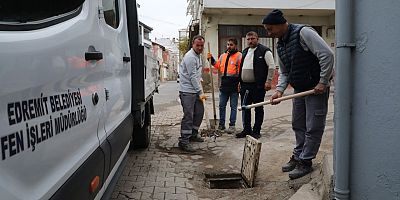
[239, 90, 315, 111]
[200, 85, 216, 130]
[202, 97, 212, 129]
[207, 42, 218, 129]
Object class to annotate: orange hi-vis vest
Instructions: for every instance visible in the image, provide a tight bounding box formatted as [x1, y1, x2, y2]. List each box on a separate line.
[214, 51, 242, 77]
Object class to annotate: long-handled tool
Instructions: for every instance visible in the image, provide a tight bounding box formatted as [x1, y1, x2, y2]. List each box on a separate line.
[239, 89, 315, 111]
[202, 97, 211, 130]
[200, 85, 220, 141]
[207, 42, 218, 129]
[202, 97, 220, 141]
[199, 82, 211, 129]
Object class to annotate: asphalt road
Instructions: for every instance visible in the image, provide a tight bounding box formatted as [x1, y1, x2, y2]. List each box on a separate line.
[153, 81, 181, 111]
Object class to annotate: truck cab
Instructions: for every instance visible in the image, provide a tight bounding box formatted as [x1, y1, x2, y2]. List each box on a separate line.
[0, 0, 157, 199]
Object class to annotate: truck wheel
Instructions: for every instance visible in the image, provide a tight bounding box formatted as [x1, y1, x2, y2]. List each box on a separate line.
[131, 103, 151, 149]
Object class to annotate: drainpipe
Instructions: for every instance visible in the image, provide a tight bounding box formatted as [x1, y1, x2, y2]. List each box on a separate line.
[334, 0, 354, 199]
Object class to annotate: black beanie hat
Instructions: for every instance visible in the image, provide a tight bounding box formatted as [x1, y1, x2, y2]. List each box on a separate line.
[262, 9, 287, 25]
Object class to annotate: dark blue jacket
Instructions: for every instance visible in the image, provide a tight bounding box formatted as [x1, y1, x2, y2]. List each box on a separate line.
[277, 24, 321, 91]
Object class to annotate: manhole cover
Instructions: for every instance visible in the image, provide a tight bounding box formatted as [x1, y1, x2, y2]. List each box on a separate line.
[204, 172, 246, 189]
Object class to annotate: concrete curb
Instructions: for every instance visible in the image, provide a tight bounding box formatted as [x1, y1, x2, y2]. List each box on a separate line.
[289, 154, 333, 200]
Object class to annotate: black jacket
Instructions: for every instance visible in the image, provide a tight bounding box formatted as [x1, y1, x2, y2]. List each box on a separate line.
[277, 24, 321, 91]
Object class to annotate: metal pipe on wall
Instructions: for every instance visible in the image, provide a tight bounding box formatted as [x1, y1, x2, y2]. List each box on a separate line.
[334, 0, 354, 199]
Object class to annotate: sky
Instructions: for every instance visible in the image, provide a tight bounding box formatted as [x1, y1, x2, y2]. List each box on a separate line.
[137, 0, 191, 40]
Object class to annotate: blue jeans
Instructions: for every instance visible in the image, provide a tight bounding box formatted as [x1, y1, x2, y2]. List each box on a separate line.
[219, 91, 239, 127]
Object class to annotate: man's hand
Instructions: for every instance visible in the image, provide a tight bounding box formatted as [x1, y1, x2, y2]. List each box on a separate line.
[270, 91, 283, 105]
[207, 52, 216, 65]
[207, 52, 213, 60]
[264, 82, 272, 91]
[314, 83, 327, 94]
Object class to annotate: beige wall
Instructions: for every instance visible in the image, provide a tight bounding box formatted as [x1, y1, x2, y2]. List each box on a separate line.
[201, 14, 335, 59]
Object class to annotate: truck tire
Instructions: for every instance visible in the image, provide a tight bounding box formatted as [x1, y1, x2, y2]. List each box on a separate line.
[131, 103, 151, 149]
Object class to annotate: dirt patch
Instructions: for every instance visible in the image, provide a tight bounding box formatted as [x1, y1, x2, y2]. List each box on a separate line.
[153, 124, 298, 200]
[149, 90, 334, 200]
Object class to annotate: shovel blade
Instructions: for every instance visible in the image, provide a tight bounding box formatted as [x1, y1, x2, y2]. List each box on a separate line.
[209, 119, 218, 130]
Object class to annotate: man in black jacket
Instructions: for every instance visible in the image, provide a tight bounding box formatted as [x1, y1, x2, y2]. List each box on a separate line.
[264, 9, 334, 179]
[237, 31, 275, 139]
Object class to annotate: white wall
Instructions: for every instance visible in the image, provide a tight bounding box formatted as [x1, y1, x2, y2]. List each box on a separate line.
[202, 14, 335, 58]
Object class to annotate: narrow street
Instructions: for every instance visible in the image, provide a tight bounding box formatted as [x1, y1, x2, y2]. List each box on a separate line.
[111, 81, 334, 200]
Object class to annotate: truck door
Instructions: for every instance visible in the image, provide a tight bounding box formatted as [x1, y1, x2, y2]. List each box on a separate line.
[0, 1, 107, 199]
[98, 0, 133, 176]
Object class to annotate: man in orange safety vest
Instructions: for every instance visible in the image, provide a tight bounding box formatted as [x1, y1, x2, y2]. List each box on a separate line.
[207, 38, 242, 134]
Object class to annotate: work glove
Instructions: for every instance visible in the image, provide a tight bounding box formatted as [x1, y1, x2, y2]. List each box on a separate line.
[197, 91, 207, 101]
[199, 94, 207, 101]
[207, 52, 216, 65]
[207, 52, 213, 60]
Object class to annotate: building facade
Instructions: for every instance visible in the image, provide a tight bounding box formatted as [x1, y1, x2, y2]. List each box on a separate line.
[151, 42, 166, 81]
[187, 0, 335, 88]
[156, 38, 180, 81]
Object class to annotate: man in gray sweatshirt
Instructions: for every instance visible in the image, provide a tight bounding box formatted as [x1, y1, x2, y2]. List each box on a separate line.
[178, 35, 207, 152]
[263, 9, 334, 179]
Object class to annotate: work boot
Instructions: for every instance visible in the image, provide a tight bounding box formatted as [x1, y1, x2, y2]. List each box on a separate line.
[282, 156, 299, 172]
[235, 129, 251, 138]
[218, 124, 226, 131]
[288, 159, 313, 179]
[178, 142, 196, 152]
[226, 126, 236, 134]
[251, 130, 261, 139]
[190, 129, 204, 142]
[189, 135, 204, 142]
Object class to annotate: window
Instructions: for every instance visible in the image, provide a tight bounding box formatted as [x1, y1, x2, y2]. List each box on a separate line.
[218, 25, 268, 55]
[144, 30, 151, 41]
[0, 0, 84, 30]
[311, 26, 322, 36]
[102, 0, 119, 29]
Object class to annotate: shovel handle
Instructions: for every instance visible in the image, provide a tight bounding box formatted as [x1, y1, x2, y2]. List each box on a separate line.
[239, 90, 315, 111]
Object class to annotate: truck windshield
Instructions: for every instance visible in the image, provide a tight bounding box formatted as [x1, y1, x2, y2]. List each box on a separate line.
[0, 0, 84, 23]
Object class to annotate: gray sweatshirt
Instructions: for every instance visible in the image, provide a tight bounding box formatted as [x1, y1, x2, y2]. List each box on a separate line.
[276, 27, 334, 92]
[179, 49, 203, 94]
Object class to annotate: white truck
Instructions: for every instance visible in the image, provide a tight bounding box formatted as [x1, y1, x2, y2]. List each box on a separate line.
[0, 0, 159, 199]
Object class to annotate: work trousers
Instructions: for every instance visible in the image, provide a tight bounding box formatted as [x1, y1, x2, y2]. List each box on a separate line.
[179, 92, 204, 144]
[292, 88, 330, 160]
[240, 83, 266, 133]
